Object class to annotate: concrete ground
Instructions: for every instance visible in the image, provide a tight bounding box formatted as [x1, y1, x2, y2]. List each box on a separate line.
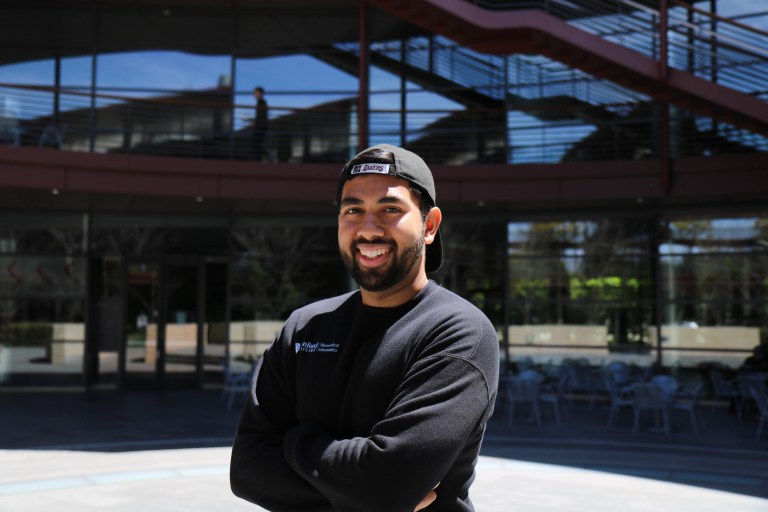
[1, 389, 766, 511]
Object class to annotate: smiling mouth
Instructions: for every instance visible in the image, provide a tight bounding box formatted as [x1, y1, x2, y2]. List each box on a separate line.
[359, 247, 390, 258]
[354, 243, 393, 267]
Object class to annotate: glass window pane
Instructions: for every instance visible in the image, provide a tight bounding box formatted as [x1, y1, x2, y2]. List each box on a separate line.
[234, 54, 357, 162]
[229, 223, 346, 361]
[507, 219, 654, 368]
[660, 215, 768, 368]
[435, 222, 505, 326]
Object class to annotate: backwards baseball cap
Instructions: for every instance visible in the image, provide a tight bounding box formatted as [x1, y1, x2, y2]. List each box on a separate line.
[336, 143, 443, 273]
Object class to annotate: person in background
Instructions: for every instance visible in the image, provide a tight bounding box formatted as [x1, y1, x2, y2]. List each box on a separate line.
[740, 344, 768, 373]
[251, 86, 268, 160]
[230, 144, 499, 511]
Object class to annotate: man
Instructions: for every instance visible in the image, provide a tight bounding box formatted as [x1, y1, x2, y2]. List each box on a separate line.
[230, 144, 499, 511]
[251, 86, 268, 160]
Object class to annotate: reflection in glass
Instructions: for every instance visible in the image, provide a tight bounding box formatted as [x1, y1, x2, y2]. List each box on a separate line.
[0, 214, 86, 385]
[122, 261, 160, 388]
[229, 224, 345, 362]
[660, 216, 768, 368]
[507, 216, 768, 370]
[507, 219, 654, 368]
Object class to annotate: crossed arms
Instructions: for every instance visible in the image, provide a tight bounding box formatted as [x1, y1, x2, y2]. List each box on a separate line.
[230, 348, 496, 512]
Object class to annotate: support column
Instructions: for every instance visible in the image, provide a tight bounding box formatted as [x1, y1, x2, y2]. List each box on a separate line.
[53, 56, 61, 127]
[400, 38, 407, 148]
[501, 222, 510, 374]
[660, 103, 671, 193]
[89, 6, 99, 153]
[229, 54, 237, 160]
[358, 0, 369, 151]
[651, 220, 663, 368]
[659, 0, 670, 193]
[229, 7, 238, 160]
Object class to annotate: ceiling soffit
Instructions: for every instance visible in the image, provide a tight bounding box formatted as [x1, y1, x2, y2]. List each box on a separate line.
[0, 0, 424, 65]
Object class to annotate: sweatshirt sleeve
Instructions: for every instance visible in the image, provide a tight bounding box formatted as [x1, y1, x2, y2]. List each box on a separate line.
[230, 342, 335, 511]
[282, 320, 499, 512]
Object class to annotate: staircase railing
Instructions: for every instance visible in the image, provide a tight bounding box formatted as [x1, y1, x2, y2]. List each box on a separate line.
[665, 1, 768, 99]
[470, 0, 768, 101]
[335, 37, 508, 101]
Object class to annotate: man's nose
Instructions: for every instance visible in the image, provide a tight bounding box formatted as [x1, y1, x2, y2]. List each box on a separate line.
[357, 212, 384, 239]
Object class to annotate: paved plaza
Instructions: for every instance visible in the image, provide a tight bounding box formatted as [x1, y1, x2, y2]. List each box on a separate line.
[1, 389, 766, 511]
[2, 447, 767, 512]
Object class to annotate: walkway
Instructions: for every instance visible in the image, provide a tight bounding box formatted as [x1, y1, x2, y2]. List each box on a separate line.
[1, 389, 766, 511]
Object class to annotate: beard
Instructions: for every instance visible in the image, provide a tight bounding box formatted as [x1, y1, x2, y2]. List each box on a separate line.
[341, 234, 425, 292]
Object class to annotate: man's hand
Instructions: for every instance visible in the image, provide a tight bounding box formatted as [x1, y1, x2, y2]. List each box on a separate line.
[414, 483, 439, 511]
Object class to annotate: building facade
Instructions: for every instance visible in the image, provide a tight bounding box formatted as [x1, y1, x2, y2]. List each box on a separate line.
[0, 0, 767, 389]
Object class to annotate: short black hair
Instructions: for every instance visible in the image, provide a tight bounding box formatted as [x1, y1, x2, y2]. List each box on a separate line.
[409, 185, 434, 223]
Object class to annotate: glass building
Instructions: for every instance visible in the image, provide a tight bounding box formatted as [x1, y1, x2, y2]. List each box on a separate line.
[0, 0, 766, 390]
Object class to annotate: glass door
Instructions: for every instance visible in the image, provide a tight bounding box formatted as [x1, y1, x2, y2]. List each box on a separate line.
[119, 257, 205, 389]
[120, 259, 162, 389]
[202, 260, 229, 387]
[162, 258, 204, 388]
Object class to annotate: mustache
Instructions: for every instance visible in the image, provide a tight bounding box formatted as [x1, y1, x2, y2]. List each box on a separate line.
[351, 238, 396, 249]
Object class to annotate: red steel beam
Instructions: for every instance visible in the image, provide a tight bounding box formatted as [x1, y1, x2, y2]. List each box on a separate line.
[2, 145, 768, 206]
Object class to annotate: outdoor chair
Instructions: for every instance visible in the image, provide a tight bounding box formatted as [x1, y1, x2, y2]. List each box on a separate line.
[221, 358, 258, 411]
[604, 361, 633, 387]
[735, 374, 766, 420]
[632, 383, 671, 435]
[650, 374, 679, 402]
[559, 360, 595, 407]
[709, 368, 739, 413]
[605, 376, 635, 427]
[593, 361, 636, 409]
[505, 370, 544, 426]
[37, 122, 67, 148]
[669, 383, 705, 434]
[539, 373, 569, 424]
[513, 356, 536, 372]
[748, 385, 768, 440]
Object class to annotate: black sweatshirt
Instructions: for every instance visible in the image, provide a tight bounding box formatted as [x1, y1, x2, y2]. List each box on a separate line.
[230, 281, 499, 511]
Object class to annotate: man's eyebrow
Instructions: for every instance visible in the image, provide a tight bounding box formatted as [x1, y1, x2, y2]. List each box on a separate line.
[339, 197, 363, 206]
[339, 195, 406, 206]
[378, 195, 407, 205]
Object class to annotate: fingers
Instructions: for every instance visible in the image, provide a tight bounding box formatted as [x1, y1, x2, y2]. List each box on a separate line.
[414, 490, 437, 511]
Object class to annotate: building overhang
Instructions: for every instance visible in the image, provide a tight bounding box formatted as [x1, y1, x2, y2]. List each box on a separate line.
[1, 145, 767, 216]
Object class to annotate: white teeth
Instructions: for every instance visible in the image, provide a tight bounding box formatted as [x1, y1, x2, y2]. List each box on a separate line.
[360, 248, 389, 258]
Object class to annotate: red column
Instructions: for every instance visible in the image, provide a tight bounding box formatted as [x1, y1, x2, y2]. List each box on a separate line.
[659, 0, 670, 193]
[358, 0, 369, 152]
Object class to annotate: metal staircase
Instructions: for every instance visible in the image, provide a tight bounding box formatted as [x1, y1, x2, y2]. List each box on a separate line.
[366, 0, 768, 136]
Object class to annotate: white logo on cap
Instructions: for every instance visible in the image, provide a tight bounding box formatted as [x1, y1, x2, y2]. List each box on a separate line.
[350, 163, 392, 175]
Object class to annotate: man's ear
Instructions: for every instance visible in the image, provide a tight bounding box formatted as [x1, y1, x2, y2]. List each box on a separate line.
[424, 207, 442, 245]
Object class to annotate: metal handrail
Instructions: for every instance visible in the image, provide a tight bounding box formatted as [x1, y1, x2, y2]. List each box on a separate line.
[2, 78, 766, 165]
[468, 0, 768, 101]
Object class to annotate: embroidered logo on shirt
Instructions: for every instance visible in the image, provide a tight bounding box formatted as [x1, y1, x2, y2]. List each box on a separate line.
[294, 342, 340, 354]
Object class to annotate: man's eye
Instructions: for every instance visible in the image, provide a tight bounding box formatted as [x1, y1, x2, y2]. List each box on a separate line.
[343, 208, 361, 215]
